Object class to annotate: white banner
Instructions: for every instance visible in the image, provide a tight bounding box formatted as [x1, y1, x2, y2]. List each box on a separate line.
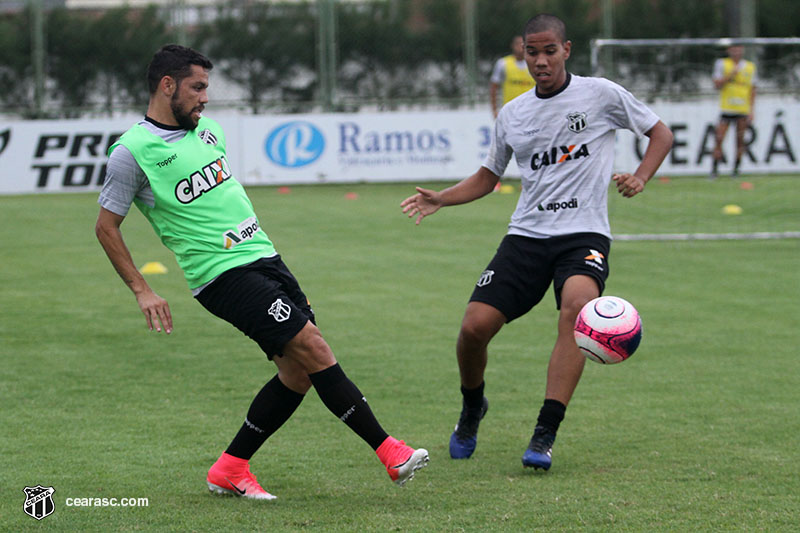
[0, 96, 797, 195]
[237, 111, 490, 185]
[615, 96, 799, 176]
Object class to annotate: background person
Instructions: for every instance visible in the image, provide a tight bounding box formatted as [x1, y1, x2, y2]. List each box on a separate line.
[95, 44, 428, 501]
[489, 35, 536, 118]
[402, 14, 673, 472]
[710, 44, 756, 178]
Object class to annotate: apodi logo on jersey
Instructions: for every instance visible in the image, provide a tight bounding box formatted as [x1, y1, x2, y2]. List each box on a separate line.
[537, 197, 579, 213]
[223, 216, 260, 250]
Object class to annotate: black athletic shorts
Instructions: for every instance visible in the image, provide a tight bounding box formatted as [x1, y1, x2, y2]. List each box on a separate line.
[469, 233, 611, 322]
[195, 256, 315, 359]
[720, 113, 747, 122]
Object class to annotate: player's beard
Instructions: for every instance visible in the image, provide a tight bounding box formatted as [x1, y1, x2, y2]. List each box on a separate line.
[171, 92, 201, 130]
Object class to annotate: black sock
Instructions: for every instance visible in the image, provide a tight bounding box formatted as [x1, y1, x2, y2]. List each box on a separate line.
[734, 158, 741, 172]
[461, 381, 485, 410]
[536, 399, 567, 433]
[225, 374, 305, 460]
[712, 159, 719, 173]
[309, 363, 389, 450]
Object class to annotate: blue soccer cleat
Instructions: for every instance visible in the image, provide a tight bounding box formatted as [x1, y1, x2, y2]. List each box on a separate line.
[449, 397, 488, 459]
[522, 426, 556, 470]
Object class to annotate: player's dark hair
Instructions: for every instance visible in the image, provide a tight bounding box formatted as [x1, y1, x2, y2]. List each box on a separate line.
[146, 44, 213, 94]
[523, 14, 567, 42]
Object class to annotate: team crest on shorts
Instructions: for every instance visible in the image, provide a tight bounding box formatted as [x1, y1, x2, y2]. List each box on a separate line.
[268, 298, 291, 322]
[23, 485, 55, 521]
[476, 269, 495, 287]
[567, 112, 587, 133]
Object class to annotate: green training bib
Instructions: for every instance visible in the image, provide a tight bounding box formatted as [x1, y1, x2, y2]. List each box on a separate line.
[110, 117, 276, 289]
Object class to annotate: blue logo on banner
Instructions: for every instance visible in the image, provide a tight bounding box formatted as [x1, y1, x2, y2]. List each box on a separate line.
[265, 121, 324, 167]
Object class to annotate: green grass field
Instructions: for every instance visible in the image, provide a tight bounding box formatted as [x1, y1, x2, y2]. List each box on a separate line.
[2, 176, 799, 531]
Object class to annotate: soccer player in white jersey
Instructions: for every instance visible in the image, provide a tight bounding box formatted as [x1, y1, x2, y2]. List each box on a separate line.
[401, 14, 673, 470]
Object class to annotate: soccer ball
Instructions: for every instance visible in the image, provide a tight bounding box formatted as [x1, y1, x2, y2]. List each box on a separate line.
[574, 296, 642, 364]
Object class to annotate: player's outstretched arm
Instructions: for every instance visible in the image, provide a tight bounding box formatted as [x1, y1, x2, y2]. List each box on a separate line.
[401, 166, 500, 225]
[613, 121, 673, 198]
[95, 207, 173, 334]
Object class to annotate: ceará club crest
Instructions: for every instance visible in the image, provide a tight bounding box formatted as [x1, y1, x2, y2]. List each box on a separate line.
[567, 112, 587, 133]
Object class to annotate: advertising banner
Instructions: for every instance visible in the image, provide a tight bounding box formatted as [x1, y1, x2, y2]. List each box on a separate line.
[615, 96, 798, 176]
[237, 111, 491, 185]
[0, 96, 797, 195]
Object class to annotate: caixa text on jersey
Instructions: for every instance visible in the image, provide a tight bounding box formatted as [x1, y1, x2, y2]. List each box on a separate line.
[530, 144, 590, 171]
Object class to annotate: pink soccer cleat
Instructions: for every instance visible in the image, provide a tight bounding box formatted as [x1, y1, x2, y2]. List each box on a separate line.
[206, 452, 277, 501]
[376, 436, 429, 486]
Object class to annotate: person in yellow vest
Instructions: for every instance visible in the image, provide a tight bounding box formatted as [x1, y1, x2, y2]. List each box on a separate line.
[710, 45, 756, 178]
[490, 35, 536, 118]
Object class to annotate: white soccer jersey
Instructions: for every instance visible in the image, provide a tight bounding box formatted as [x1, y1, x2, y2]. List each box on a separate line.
[482, 73, 660, 239]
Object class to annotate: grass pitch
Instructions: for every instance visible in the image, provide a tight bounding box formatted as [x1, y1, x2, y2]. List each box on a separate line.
[1, 176, 799, 531]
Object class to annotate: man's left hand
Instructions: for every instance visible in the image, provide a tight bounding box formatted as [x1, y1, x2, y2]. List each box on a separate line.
[612, 173, 647, 198]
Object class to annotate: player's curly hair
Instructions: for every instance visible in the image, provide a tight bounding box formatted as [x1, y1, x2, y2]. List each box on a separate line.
[523, 14, 567, 42]
[146, 44, 213, 94]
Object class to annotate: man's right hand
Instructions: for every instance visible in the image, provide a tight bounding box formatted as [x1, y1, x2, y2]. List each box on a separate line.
[135, 289, 173, 334]
[400, 187, 443, 225]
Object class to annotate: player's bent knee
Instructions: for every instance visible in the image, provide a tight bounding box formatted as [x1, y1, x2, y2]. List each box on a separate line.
[460, 315, 502, 345]
[279, 369, 312, 394]
[274, 357, 313, 393]
[284, 322, 337, 372]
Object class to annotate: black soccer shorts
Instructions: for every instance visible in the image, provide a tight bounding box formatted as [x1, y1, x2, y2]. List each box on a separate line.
[195, 256, 316, 359]
[468, 232, 611, 322]
[720, 113, 747, 123]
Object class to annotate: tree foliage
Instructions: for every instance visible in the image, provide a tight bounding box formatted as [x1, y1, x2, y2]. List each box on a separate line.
[336, 0, 423, 108]
[2, 0, 799, 117]
[196, 1, 316, 113]
[0, 8, 35, 116]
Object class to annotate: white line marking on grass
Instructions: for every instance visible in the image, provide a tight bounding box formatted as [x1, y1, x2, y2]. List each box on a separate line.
[615, 232, 800, 241]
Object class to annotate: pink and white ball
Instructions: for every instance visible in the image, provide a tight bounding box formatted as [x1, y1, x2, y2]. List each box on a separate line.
[574, 296, 642, 364]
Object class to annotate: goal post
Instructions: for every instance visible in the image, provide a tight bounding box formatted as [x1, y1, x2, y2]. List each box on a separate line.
[590, 37, 800, 100]
[593, 38, 800, 241]
[589, 37, 800, 179]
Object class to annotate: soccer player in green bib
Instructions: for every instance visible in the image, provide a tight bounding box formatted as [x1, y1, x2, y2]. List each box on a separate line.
[96, 45, 428, 500]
